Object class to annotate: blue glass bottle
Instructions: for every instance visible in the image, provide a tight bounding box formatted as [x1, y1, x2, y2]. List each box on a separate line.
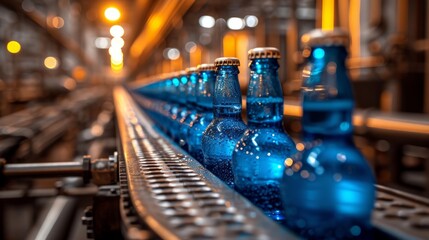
[202, 57, 247, 187]
[232, 48, 296, 221]
[178, 67, 198, 151]
[187, 64, 216, 163]
[280, 29, 375, 239]
[170, 71, 188, 142]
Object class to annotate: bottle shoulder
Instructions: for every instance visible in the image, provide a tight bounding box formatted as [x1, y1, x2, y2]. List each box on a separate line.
[204, 118, 246, 137]
[237, 128, 296, 149]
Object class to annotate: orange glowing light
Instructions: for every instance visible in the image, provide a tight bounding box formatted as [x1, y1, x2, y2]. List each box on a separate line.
[111, 62, 123, 71]
[223, 33, 236, 57]
[296, 143, 305, 151]
[72, 66, 87, 81]
[322, 0, 334, 30]
[190, 45, 202, 67]
[285, 158, 294, 167]
[49, 16, 64, 28]
[104, 7, 120, 22]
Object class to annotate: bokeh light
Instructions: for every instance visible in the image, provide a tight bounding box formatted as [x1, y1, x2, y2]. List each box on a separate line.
[111, 37, 124, 48]
[44, 56, 58, 69]
[245, 15, 258, 27]
[227, 17, 245, 30]
[199, 15, 215, 29]
[110, 25, 124, 37]
[104, 7, 120, 22]
[49, 16, 64, 29]
[7, 41, 21, 54]
[95, 37, 110, 49]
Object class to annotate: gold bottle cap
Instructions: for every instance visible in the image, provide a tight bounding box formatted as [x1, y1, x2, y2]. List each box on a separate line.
[197, 63, 216, 72]
[248, 47, 281, 59]
[301, 28, 349, 47]
[214, 57, 240, 66]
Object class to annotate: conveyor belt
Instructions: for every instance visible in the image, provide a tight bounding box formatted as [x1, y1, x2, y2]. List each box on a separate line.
[115, 86, 429, 240]
[373, 185, 429, 240]
[114, 87, 298, 239]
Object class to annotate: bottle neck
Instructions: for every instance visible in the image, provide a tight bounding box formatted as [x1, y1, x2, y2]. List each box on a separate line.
[213, 66, 243, 118]
[196, 70, 216, 110]
[177, 76, 188, 105]
[302, 45, 354, 137]
[247, 58, 284, 125]
[186, 73, 198, 107]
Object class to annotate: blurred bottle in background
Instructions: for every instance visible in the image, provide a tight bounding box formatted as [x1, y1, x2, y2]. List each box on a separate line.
[187, 64, 216, 163]
[178, 67, 199, 151]
[170, 71, 189, 142]
[232, 47, 296, 222]
[202, 57, 247, 187]
[280, 29, 375, 239]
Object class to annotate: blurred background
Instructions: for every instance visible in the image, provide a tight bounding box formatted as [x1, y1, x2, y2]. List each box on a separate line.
[0, 0, 428, 239]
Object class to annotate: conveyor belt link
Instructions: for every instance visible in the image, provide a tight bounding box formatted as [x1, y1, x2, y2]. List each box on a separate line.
[114, 87, 297, 239]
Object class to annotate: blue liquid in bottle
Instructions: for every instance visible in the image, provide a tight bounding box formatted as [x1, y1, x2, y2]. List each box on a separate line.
[232, 48, 296, 222]
[187, 64, 216, 163]
[170, 72, 188, 142]
[280, 29, 375, 239]
[178, 68, 199, 151]
[202, 58, 246, 187]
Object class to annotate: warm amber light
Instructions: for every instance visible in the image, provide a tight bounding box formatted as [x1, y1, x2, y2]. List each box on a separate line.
[285, 158, 294, 167]
[111, 53, 123, 65]
[49, 16, 64, 29]
[72, 66, 87, 81]
[104, 7, 120, 22]
[322, 0, 334, 30]
[190, 45, 202, 67]
[44, 56, 58, 69]
[223, 33, 236, 57]
[111, 62, 123, 71]
[296, 143, 305, 151]
[7, 41, 21, 54]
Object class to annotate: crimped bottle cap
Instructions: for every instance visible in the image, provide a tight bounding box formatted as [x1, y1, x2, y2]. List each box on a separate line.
[301, 28, 349, 47]
[197, 63, 216, 72]
[185, 67, 198, 73]
[248, 47, 281, 59]
[214, 57, 240, 66]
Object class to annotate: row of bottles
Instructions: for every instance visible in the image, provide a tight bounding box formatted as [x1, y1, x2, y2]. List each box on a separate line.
[134, 29, 375, 239]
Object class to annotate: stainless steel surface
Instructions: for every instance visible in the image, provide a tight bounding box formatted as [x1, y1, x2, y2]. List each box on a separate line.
[374, 185, 429, 240]
[4, 162, 84, 178]
[114, 86, 298, 239]
[26, 196, 77, 240]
